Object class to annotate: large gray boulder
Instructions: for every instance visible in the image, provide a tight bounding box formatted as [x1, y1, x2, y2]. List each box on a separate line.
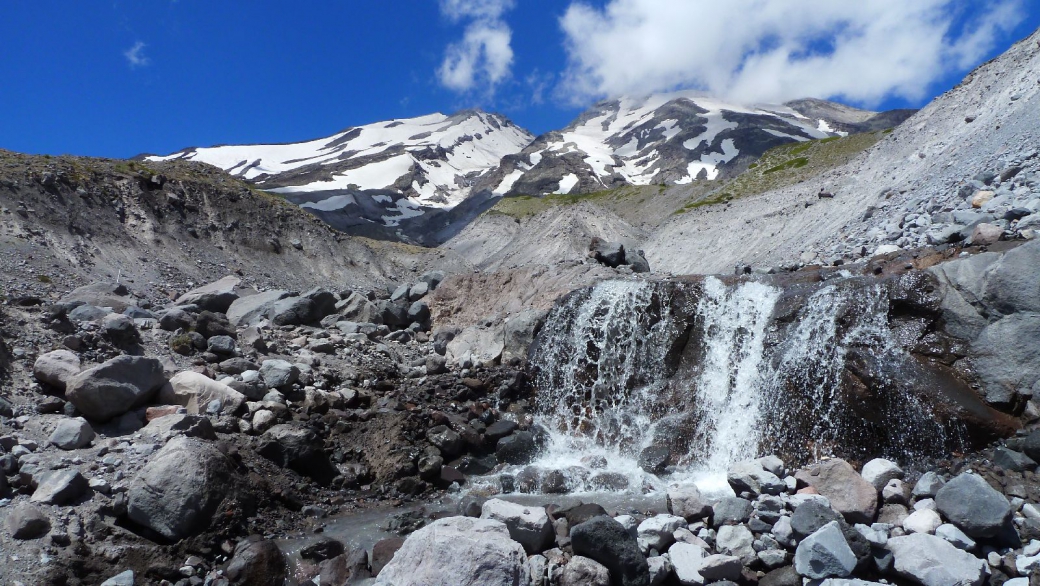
[224, 536, 286, 586]
[6, 502, 50, 539]
[886, 533, 985, 586]
[795, 459, 878, 524]
[269, 296, 316, 326]
[728, 459, 786, 496]
[559, 556, 611, 586]
[33, 349, 81, 390]
[259, 359, 300, 389]
[794, 521, 856, 579]
[637, 514, 687, 551]
[934, 472, 1011, 538]
[860, 458, 904, 491]
[374, 517, 529, 586]
[480, 499, 554, 554]
[31, 470, 88, 505]
[571, 515, 650, 586]
[49, 417, 95, 450]
[971, 313, 1040, 405]
[126, 435, 242, 541]
[61, 283, 132, 312]
[158, 371, 246, 415]
[668, 485, 712, 521]
[981, 239, 1040, 315]
[668, 542, 708, 585]
[502, 310, 547, 363]
[257, 423, 338, 486]
[64, 355, 166, 421]
[175, 276, 241, 313]
[227, 290, 292, 327]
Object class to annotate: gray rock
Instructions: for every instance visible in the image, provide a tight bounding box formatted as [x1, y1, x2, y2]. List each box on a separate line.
[141, 414, 218, 442]
[496, 431, 537, 465]
[207, 335, 237, 355]
[159, 308, 194, 331]
[158, 371, 246, 416]
[64, 355, 166, 422]
[374, 517, 528, 586]
[667, 485, 712, 521]
[636, 514, 686, 551]
[972, 313, 1040, 405]
[31, 469, 88, 504]
[715, 524, 755, 564]
[408, 281, 430, 301]
[935, 523, 976, 550]
[259, 359, 300, 389]
[68, 304, 110, 323]
[699, 554, 742, 582]
[992, 447, 1036, 472]
[480, 499, 554, 554]
[668, 542, 707, 585]
[628, 250, 651, 273]
[794, 521, 856, 579]
[175, 276, 240, 313]
[795, 459, 878, 524]
[860, 458, 903, 491]
[934, 472, 1010, 538]
[49, 417, 95, 450]
[590, 238, 626, 267]
[6, 502, 50, 539]
[791, 499, 843, 537]
[886, 533, 985, 586]
[559, 555, 611, 586]
[428, 425, 464, 456]
[225, 537, 287, 586]
[61, 282, 131, 312]
[257, 423, 338, 485]
[571, 515, 650, 586]
[911, 472, 945, 498]
[127, 435, 242, 541]
[269, 296, 316, 326]
[407, 301, 431, 326]
[502, 310, 547, 363]
[33, 349, 81, 390]
[728, 460, 786, 496]
[712, 497, 753, 526]
[227, 290, 292, 327]
[99, 570, 135, 586]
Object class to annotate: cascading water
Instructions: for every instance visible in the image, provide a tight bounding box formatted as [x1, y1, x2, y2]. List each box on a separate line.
[515, 274, 955, 496]
[687, 277, 780, 473]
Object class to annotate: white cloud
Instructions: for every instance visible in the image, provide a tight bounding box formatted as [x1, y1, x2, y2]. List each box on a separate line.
[438, 0, 516, 95]
[558, 0, 1026, 106]
[123, 41, 150, 68]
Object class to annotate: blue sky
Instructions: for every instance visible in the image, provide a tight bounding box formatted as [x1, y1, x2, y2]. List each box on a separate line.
[1, 1, 1037, 159]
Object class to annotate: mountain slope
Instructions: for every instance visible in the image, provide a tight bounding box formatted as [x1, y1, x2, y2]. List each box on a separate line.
[475, 92, 913, 197]
[644, 26, 1040, 275]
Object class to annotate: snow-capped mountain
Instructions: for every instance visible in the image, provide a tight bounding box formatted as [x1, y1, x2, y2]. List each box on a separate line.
[476, 92, 913, 197]
[147, 109, 533, 210]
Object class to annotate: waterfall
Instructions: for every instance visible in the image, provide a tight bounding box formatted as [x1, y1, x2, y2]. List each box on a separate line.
[521, 274, 952, 495]
[689, 277, 780, 472]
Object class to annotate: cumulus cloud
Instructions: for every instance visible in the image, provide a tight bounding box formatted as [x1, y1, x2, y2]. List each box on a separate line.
[558, 0, 1026, 106]
[438, 0, 516, 95]
[123, 41, 150, 68]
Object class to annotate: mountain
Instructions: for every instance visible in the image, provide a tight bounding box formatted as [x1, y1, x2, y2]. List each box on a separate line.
[475, 92, 914, 197]
[145, 110, 533, 244]
[146, 96, 912, 246]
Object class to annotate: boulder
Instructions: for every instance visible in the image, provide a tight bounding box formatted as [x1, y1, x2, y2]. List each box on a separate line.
[969, 222, 1003, 246]
[269, 296, 316, 326]
[667, 485, 712, 520]
[716, 524, 756, 564]
[480, 499, 554, 554]
[227, 290, 292, 327]
[559, 556, 611, 586]
[790, 499, 843, 537]
[699, 554, 742, 582]
[911, 472, 945, 498]
[571, 515, 650, 586]
[794, 521, 856, 579]
[496, 431, 538, 465]
[589, 238, 626, 267]
[158, 371, 246, 415]
[65, 355, 166, 421]
[972, 313, 1040, 405]
[126, 435, 243, 541]
[99, 571, 135, 586]
[259, 359, 300, 389]
[903, 509, 942, 534]
[225, 536, 287, 586]
[257, 423, 338, 485]
[61, 282, 131, 312]
[795, 459, 878, 524]
[373, 517, 529, 586]
[728, 460, 786, 496]
[646, 555, 672, 586]
[636, 514, 687, 551]
[934, 472, 1010, 538]
[668, 542, 708, 585]
[141, 414, 218, 442]
[6, 502, 50, 539]
[33, 349, 81, 390]
[175, 276, 241, 313]
[886, 533, 985, 586]
[502, 310, 547, 363]
[371, 537, 405, 576]
[935, 523, 976, 551]
[31, 469, 88, 505]
[860, 458, 903, 491]
[712, 497, 753, 526]
[49, 417, 95, 450]
[992, 447, 1036, 472]
[446, 326, 505, 366]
